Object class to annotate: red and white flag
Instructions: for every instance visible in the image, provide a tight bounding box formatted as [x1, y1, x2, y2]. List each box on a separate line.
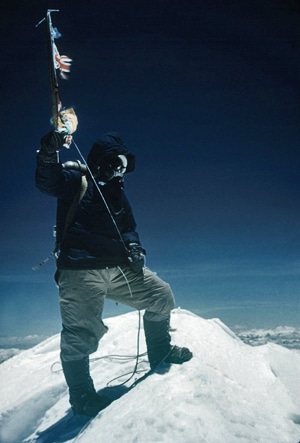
[53, 43, 72, 79]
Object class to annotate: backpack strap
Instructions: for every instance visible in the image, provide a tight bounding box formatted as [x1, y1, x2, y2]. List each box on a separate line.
[63, 175, 88, 235]
[55, 175, 88, 257]
[32, 175, 88, 270]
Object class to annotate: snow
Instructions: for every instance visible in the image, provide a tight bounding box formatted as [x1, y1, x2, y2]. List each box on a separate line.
[0, 308, 299, 443]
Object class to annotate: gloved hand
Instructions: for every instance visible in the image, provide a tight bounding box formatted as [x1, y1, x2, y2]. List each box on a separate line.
[127, 243, 146, 273]
[40, 131, 66, 155]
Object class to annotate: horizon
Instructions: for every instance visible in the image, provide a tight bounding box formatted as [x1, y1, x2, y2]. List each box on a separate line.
[1, 305, 300, 353]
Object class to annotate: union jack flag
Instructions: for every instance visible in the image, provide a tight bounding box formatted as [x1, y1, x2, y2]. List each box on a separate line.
[53, 42, 72, 80]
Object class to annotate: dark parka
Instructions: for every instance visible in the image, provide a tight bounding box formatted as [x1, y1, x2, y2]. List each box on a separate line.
[35, 132, 141, 269]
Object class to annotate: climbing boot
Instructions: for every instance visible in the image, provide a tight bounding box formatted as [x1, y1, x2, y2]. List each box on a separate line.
[143, 317, 192, 369]
[61, 357, 111, 416]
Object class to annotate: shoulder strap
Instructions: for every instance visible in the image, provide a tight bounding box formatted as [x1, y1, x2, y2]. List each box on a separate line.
[33, 176, 88, 270]
[63, 175, 88, 235]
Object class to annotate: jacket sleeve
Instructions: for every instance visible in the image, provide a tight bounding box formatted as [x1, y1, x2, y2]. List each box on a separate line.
[35, 151, 81, 200]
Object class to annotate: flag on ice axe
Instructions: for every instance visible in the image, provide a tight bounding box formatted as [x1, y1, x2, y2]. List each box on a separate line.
[36, 10, 78, 138]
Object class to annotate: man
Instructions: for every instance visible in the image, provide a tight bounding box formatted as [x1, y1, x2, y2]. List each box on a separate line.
[36, 129, 192, 416]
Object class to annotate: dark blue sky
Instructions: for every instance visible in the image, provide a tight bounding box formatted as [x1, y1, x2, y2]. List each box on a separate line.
[1, 0, 300, 338]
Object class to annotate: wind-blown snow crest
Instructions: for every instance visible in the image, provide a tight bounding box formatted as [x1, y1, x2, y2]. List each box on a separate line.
[0, 309, 299, 443]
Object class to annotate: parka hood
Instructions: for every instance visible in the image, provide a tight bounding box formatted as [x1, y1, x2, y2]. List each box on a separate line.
[87, 132, 135, 175]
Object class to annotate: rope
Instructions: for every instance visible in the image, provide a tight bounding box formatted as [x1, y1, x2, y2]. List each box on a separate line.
[104, 310, 146, 387]
[71, 138, 128, 251]
[43, 139, 147, 385]
[51, 310, 148, 387]
[32, 137, 129, 270]
[117, 266, 133, 297]
[69, 141, 144, 382]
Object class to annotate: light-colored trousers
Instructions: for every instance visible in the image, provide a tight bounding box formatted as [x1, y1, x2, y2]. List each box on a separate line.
[57, 266, 175, 361]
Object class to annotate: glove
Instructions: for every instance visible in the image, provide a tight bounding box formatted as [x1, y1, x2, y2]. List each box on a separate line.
[40, 131, 66, 155]
[127, 243, 145, 273]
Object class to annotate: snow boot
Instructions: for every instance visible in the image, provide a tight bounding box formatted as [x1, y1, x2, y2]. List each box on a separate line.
[61, 357, 111, 416]
[143, 317, 193, 370]
[165, 345, 193, 364]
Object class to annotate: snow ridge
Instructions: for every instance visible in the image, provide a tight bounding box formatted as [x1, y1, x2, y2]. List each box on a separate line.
[0, 309, 299, 443]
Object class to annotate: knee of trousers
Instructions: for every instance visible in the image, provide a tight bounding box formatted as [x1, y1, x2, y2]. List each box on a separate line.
[60, 321, 108, 361]
[163, 282, 176, 311]
[144, 282, 176, 322]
